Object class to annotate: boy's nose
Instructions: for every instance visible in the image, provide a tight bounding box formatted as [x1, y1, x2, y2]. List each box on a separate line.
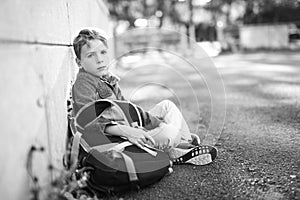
[95, 54, 103, 63]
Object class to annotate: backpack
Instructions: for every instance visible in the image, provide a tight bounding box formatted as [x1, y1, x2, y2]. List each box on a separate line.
[67, 99, 172, 195]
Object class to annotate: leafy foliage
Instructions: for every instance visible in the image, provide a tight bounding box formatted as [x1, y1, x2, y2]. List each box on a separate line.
[204, 0, 300, 25]
[105, 0, 300, 26]
[104, 0, 186, 27]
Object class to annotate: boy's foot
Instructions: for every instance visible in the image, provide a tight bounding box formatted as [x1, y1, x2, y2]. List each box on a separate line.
[190, 133, 201, 146]
[176, 133, 201, 149]
[169, 145, 218, 166]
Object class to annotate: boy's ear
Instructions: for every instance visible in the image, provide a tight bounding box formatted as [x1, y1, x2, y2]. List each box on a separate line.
[75, 58, 81, 67]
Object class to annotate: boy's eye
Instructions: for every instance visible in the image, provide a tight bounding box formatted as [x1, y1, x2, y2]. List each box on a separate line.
[101, 50, 107, 55]
[87, 54, 93, 58]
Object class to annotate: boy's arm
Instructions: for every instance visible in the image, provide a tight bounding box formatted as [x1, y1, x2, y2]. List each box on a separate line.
[105, 124, 155, 148]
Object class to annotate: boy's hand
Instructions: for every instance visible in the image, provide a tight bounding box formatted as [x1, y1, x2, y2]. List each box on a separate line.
[105, 124, 155, 149]
[124, 128, 155, 149]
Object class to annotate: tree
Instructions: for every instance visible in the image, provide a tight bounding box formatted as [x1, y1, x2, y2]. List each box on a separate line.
[105, 0, 191, 28]
[203, 0, 300, 25]
[105, 0, 142, 27]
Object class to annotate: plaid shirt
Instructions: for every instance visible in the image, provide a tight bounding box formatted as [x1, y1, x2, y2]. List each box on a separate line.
[72, 69, 161, 132]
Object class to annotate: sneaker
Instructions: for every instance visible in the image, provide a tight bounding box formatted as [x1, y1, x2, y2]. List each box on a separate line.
[169, 145, 218, 166]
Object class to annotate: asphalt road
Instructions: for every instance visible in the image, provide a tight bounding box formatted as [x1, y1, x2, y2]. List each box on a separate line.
[105, 51, 300, 200]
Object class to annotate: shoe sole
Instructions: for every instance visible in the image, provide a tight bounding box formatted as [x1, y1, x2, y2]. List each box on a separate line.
[172, 145, 218, 166]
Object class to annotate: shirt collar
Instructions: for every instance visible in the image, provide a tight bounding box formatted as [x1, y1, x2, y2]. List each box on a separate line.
[99, 73, 120, 85]
[78, 68, 120, 85]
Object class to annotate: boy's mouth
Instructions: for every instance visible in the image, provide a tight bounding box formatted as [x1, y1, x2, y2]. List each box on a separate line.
[97, 66, 107, 70]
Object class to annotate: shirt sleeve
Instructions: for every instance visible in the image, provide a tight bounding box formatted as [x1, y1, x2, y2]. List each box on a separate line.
[85, 116, 119, 133]
[86, 105, 126, 133]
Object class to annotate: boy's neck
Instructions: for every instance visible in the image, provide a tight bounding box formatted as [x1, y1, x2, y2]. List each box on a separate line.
[79, 68, 117, 84]
[79, 68, 109, 79]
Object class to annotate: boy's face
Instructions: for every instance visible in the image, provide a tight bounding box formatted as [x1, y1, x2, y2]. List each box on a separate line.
[78, 39, 109, 77]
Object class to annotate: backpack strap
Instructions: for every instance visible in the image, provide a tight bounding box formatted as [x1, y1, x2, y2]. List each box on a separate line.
[69, 131, 82, 171]
[91, 141, 131, 152]
[91, 141, 138, 181]
[119, 152, 139, 181]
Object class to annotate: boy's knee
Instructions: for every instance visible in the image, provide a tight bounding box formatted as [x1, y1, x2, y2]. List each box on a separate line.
[153, 123, 180, 148]
[158, 100, 176, 110]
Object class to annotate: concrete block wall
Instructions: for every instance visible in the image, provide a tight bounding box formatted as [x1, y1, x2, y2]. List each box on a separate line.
[240, 24, 289, 49]
[0, 1, 110, 199]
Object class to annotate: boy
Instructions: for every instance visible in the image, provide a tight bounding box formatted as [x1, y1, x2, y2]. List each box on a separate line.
[72, 28, 217, 165]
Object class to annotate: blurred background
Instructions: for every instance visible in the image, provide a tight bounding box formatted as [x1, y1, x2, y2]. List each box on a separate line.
[1, 1, 300, 200]
[104, 0, 300, 57]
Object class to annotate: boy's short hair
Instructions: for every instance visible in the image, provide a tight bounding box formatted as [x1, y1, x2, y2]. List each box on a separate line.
[73, 28, 108, 59]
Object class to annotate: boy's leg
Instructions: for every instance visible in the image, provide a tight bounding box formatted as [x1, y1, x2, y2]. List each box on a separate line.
[146, 123, 181, 149]
[148, 100, 193, 144]
[147, 100, 216, 166]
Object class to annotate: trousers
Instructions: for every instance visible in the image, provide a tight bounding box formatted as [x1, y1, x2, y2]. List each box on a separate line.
[146, 100, 193, 149]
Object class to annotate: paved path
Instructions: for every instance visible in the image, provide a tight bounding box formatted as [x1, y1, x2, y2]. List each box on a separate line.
[107, 51, 300, 200]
